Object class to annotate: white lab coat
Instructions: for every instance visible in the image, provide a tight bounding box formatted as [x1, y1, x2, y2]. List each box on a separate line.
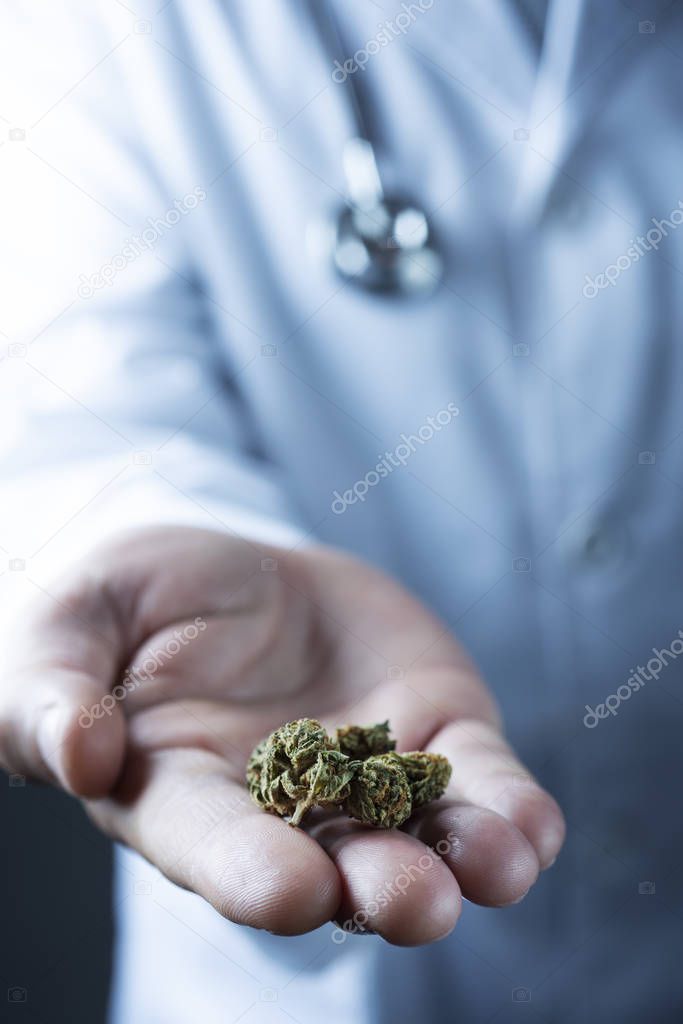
[1, 1, 682, 1021]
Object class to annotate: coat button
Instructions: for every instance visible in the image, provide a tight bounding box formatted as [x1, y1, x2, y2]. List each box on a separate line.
[579, 522, 629, 566]
[557, 518, 630, 567]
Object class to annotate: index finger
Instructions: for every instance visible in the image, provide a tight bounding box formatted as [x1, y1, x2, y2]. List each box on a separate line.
[87, 746, 342, 936]
[429, 717, 565, 869]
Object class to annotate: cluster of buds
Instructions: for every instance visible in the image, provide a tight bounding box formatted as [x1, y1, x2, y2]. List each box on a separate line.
[246, 718, 451, 828]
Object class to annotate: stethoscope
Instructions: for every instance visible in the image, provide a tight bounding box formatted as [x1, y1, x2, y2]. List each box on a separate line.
[314, 4, 444, 297]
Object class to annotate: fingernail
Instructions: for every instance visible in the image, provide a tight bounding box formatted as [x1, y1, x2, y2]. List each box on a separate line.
[37, 707, 66, 783]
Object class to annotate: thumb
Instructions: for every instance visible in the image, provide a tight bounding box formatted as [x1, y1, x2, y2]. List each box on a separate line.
[0, 576, 127, 797]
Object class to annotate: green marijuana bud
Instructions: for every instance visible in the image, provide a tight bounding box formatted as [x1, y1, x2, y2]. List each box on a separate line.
[246, 718, 452, 828]
[395, 751, 452, 809]
[346, 753, 413, 828]
[246, 718, 339, 824]
[291, 748, 358, 826]
[333, 720, 396, 760]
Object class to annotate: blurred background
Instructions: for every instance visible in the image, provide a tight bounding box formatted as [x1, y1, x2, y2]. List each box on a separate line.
[1, 779, 112, 1021]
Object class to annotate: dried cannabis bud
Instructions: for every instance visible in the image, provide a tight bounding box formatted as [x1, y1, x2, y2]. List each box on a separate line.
[246, 718, 338, 824]
[333, 720, 396, 759]
[346, 753, 413, 828]
[292, 748, 358, 826]
[395, 751, 452, 809]
[246, 718, 452, 829]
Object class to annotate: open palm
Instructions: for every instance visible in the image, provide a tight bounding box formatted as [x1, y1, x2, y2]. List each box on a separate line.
[0, 527, 564, 945]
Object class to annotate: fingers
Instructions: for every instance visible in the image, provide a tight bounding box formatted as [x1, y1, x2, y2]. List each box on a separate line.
[406, 800, 539, 907]
[0, 575, 126, 796]
[125, 704, 540, 918]
[87, 747, 342, 936]
[0, 669, 127, 797]
[432, 718, 566, 869]
[339, 673, 563, 874]
[310, 816, 461, 945]
[335, 667, 501, 756]
[0, 525, 307, 796]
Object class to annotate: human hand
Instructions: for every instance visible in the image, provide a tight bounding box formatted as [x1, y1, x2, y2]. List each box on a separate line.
[0, 526, 564, 944]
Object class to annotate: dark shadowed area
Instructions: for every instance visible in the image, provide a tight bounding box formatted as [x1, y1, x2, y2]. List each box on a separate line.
[1, 778, 112, 1023]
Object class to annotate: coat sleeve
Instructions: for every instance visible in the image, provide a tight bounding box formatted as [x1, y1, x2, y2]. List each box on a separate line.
[0, 2, 304, 591]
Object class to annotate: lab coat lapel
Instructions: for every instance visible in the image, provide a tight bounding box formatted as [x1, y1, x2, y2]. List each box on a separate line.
[516, 0, 680, 219]
[346, 0, 539, 124]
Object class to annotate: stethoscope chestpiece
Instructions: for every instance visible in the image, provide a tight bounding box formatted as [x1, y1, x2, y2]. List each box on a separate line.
[333, 195, 442, 297]
[331, 137, 443, 298]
